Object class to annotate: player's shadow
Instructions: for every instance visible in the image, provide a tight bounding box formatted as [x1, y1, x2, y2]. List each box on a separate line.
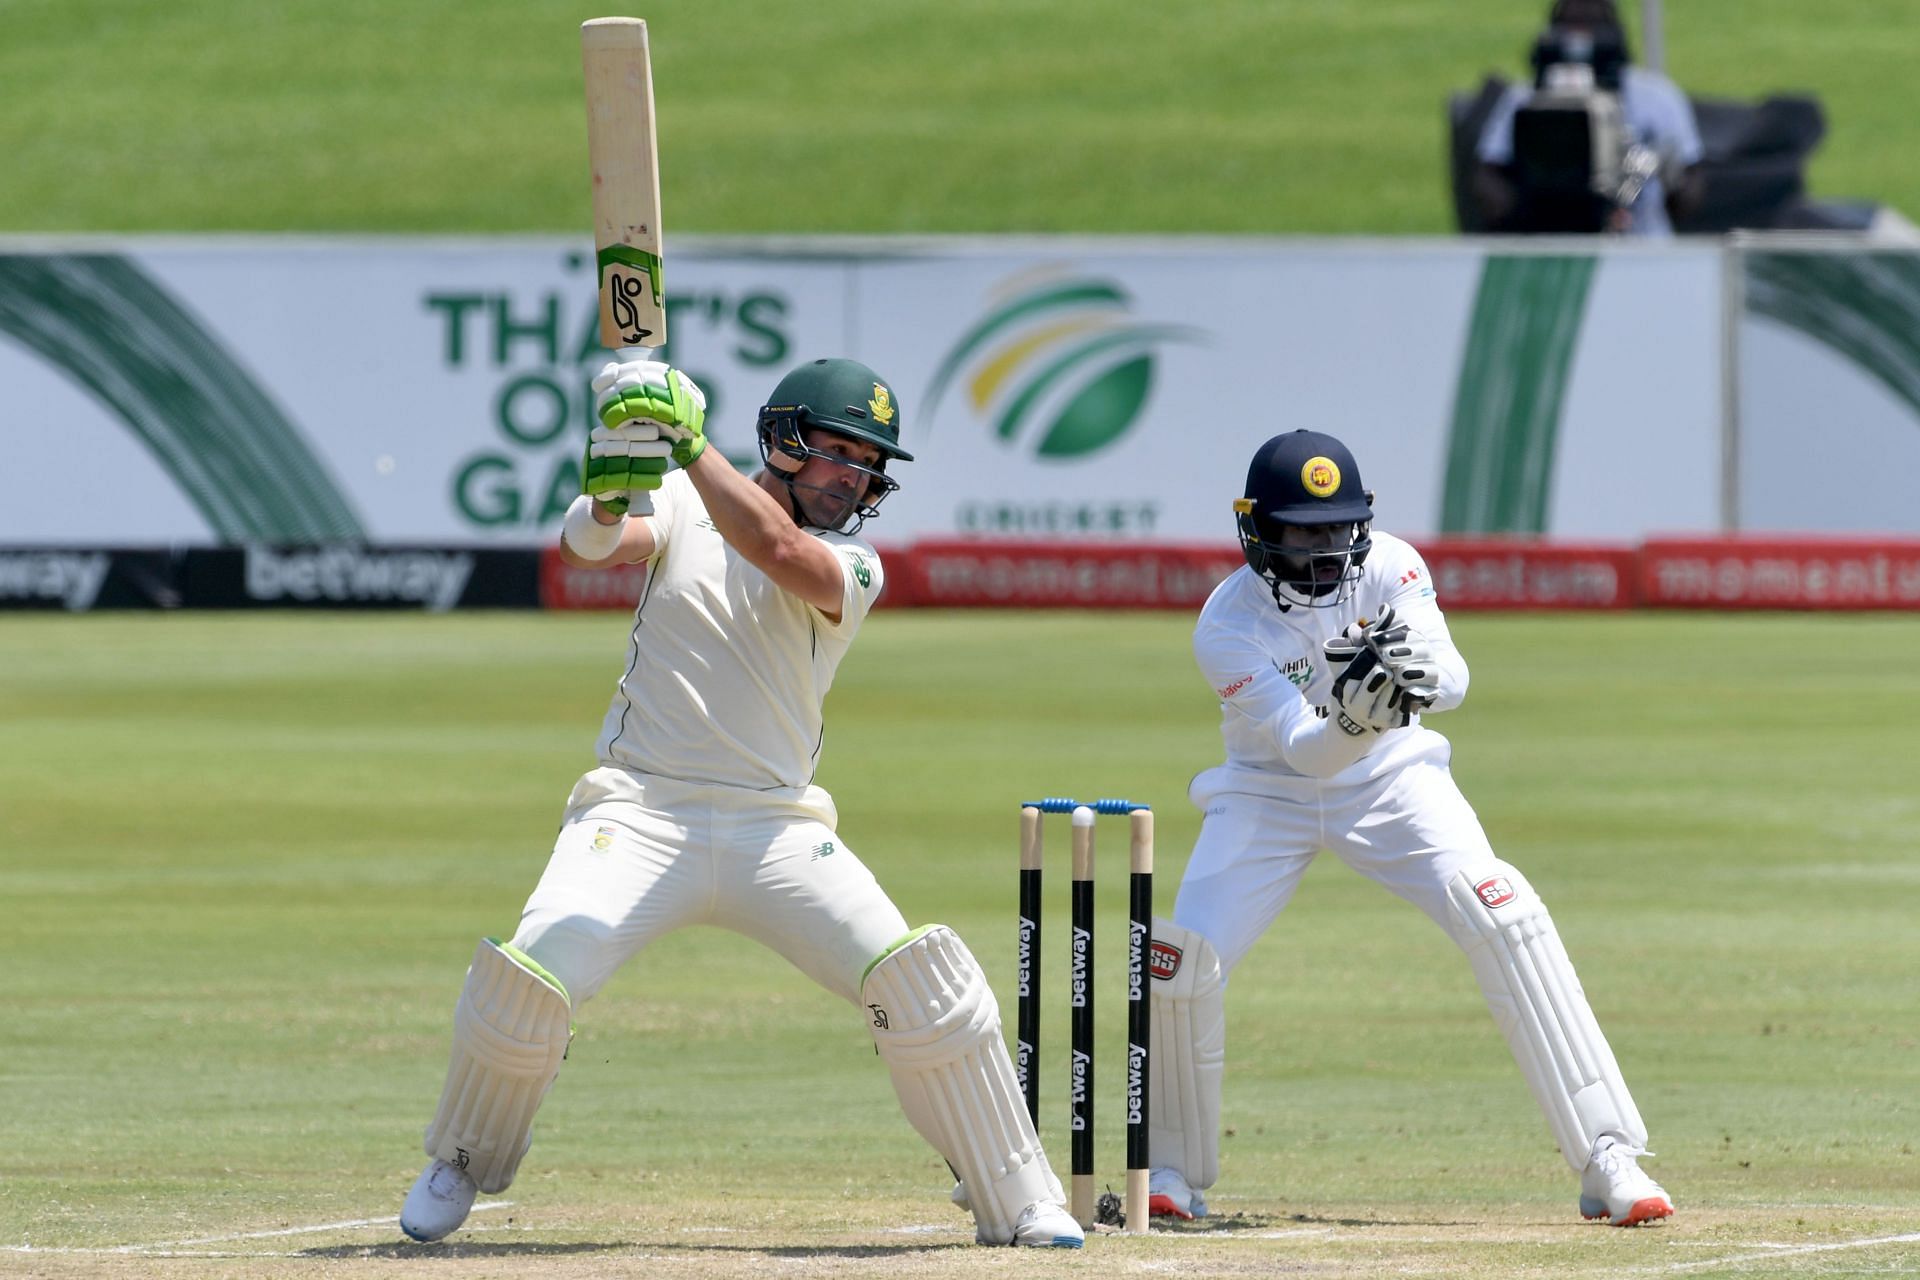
[302, 1242, 625, 1259]
[302, 1240, 971, 1260]
[1281, 1211, 1455, 1228]
[1154, 1209, 1449, 1231]
[666, 1243, 973, 1258]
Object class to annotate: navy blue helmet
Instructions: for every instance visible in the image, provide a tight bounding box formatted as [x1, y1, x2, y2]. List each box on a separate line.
[1234, 430, 1374, 609]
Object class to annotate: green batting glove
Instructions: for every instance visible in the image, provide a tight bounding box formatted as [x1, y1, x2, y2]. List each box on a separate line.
[581, 449, 669, 515]
[594, 360, 708, 468]
[586, 359, 706, 508]
[667, 421, 706, 468]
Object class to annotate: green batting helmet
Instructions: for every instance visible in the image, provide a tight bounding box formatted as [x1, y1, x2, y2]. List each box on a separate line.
[757, 358, 914, 463]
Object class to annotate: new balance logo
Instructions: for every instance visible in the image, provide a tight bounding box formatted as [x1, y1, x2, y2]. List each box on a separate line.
[810, 841, 836, 860]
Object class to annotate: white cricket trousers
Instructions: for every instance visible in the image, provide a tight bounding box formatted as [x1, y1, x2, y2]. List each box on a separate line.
[511, 766, 910, 1007]
[1177, 754, 1499, 973]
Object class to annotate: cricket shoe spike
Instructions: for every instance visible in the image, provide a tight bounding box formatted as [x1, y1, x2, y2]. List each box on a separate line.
[1009, 1201, 1084, 1248]
[1147, 1167, 1209, 1220]
[1579, 1137, 1674, 1227]
[400, 1158, 478, 1242]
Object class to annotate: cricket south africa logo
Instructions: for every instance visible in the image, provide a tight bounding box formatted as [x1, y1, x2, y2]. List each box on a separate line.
[922, 270, 1205, 458]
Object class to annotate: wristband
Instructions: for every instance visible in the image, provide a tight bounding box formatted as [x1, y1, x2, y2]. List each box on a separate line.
[562, 494, 626, 560]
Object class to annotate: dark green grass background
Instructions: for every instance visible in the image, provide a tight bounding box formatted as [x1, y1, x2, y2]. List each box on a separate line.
[5, 1, 1919, 234]
[2, 611, 1914, 1248]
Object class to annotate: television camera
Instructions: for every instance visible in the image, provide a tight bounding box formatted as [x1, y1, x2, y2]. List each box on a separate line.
[1508, 25, 1664, 231]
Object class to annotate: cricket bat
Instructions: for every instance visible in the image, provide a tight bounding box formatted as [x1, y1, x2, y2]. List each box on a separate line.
[582, 16, 666, 514]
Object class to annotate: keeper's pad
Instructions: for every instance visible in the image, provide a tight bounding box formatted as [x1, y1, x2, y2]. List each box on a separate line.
[1147, 918, 1225, 1189]
[422, 937, 573, 1194]
[862, 925, 1066, 1245]
[1442, 865, 1647, 1171]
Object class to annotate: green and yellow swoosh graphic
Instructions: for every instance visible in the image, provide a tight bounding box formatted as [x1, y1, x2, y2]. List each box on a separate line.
[925, 273, 1203, 459]
[1744, 250, 1920, 421]
[0, 253, 364, 541]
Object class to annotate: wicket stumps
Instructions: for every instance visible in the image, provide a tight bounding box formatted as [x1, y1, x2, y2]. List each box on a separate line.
[1017, 798, 1153, 1234]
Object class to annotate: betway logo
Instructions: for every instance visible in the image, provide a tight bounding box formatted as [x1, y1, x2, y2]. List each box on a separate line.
[246, 547, 473, 611]
[1016, 915, 1036, 997]
[0, 552, 110, 610]
[1070, 926, 1090, 1008]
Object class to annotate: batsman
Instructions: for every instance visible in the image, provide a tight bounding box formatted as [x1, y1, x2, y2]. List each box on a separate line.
[399, 356, 1082, 1248]
[1145, 429, 1674, 1228]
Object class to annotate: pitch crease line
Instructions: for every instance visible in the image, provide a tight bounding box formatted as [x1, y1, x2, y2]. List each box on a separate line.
[155, 1199, 516, 1247]
[3, 1199, 516, 1254]
[1648, 1231, 1920, 1273]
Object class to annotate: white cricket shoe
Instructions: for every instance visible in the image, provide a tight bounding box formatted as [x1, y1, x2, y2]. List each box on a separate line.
[1579, 1136, 1674, 1227]
[1147, 1166, 1208, 1220]
[1008, 1200, 1084, 1248]
[400, 1158, 478, 1242]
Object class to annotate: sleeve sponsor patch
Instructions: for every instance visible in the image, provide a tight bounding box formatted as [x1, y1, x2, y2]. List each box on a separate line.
[1393, 561, 1437, 600]
[1216, 674, 1255, 699]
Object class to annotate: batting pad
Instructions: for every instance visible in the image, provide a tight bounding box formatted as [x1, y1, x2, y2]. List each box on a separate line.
[1442, 865, 1647, 1171]
[862, 925, 1066, 1245]
[1147, 918, 1225, 1189]
[422, 937, 573, 1194]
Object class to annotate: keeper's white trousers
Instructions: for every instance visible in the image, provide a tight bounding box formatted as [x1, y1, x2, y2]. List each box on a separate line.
[511, 766, 909, 1007]
[1177, 752, 1497, 973]
[1172, 748, 1649, 1173]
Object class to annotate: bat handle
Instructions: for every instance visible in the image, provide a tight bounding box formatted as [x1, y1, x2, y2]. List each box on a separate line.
[613, 343, 660, 518]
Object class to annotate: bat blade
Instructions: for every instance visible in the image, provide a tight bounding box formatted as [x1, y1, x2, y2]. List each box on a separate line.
[582, 17, 665, 351]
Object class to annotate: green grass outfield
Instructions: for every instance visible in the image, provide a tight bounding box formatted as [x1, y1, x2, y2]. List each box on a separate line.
[5, 0, 1919, 235]
[2, 610, 1916, 1279]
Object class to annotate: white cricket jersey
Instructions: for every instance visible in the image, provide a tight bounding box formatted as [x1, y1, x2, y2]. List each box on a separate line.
[593, 471, 886, 791]
[1192, 532, 1470, 790]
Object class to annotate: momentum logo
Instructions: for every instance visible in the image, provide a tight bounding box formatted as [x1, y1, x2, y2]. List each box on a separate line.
[923, 271, 1204, 459]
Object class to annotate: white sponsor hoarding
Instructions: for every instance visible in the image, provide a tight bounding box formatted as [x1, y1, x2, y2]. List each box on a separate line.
[0, 237, 1728, 545]
[1737, 247, 1920, 533]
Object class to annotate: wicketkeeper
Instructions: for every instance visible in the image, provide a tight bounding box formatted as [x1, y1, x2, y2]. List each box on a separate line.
[400, 357, 1082, 1248]
[1145, 429, 1674, 1228]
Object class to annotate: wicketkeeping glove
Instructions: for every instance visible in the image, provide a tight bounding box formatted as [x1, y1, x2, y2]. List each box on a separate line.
[1323, 606, 1436, 728]
[585, 360, 706, 513]
[1361, 606, 1440, 715]
[1325, 631, 1386, 732]
[1330, 659, 1399, 736]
